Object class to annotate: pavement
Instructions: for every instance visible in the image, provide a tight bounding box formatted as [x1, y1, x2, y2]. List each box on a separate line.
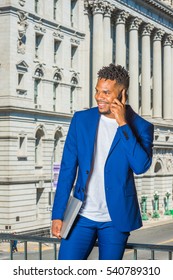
[0, 215, 172, 259]
[139, 214, 173, 229]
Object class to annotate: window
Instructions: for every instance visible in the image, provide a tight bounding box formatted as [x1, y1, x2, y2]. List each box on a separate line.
[17, 73, 26, 95]
[54, 129, 63, 163]
[71, 76, 78, 85]
[71, 45, 78, 69]
[34, 79, 40, 105]
[53, 72, 62, 82]
[70, 86, 75, 114]
[34, 68, 43, 107]
[70, 76, 78, 113]
[35, 128, 44, 166]
[71, 0, 78, 27]
[35, 33, 43, 59]
[53, 0, 58, 20]
[16, 60, 28, 95]
[36, 187, 44, 219]
[35, 68, 44, 78]
[53, 72, 61, 111]
[36, 188, 43, 204]
[54, 40, 61, 64]
[35, 0, 39, 13]
[49, 191, 56, 206]
[154, 162, 162, 173]
[53, 0, 61, 21]
[53, 83, 57, 112]
[18, 134, 27, 158]
[18, 73, 23, 86]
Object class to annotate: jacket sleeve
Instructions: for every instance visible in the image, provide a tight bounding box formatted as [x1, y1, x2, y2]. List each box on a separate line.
[52, 113, 78, 220]
[118, 122, 154, 175]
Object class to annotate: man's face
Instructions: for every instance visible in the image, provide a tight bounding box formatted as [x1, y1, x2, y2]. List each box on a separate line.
[95, 78, 125, 118]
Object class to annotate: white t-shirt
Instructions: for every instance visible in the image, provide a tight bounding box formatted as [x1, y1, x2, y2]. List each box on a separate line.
[79, 114, 118, 222]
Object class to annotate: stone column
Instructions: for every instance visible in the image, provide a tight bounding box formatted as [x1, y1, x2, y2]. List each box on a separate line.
[103, 4, 113, 65]
[91, 1, 104, 105]
[83, 2, 91, 107]
[128, 17, 142, 113]
[163, 34, 172, 120]
[115, 10, 129, 67]
[141, 23, 154, 117]
[153, 29, 165, 119]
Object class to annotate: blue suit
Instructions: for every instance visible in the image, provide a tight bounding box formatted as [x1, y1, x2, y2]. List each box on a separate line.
[52, 105, 154, 259]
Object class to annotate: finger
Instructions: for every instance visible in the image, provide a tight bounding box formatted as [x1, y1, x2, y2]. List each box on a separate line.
[52, 230, 61, 239]
[57, 233, 62, 240]
[121, 89, 126, 105]
[112, 98, 121, 106]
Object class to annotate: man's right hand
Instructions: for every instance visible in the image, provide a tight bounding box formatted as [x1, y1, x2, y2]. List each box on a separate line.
[51, 219, 63, 239]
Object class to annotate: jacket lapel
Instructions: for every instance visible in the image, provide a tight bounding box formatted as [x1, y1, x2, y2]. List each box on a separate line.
[107, 129, 121, 157]
[87, 105, 136, 164]
[106, 105, 135, 158]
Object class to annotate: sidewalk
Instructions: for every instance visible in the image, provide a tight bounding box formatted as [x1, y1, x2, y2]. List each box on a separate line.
[141, 215, 173, 229]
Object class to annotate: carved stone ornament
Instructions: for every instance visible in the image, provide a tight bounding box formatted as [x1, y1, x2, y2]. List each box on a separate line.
[104, 3, 114, 17]
[17, 11, 28, 54]
[116, 10, 129, 24]
[142, 23, 154, 36]
[90, 0, 105, 14]
[34, 19, 46, 33]
[19, 0, 26, 6]
[129, 17, 142, 30]
[84, 0, 90, 10]
[153, 29, 165, 41]
[53, 32, 64, 39]
[163, 34, 173, 46]
[70, 38, 80, 45]
[166, 158, 173, 172]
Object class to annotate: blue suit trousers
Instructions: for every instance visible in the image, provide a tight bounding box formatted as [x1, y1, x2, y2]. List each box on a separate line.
[58, 215, 129, 260]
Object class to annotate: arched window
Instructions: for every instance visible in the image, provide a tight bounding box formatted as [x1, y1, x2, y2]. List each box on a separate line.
[34, 68, 44, 106]
[35, 0, 39, 13]
[70, 76, 78, 113]
[71, 76, 78, 85]
[154, 162, 162, 173]
[53, 128, 63, 163]
[35, 68, 43, 78]
[35, 127, 44, 165]
[71, 0, 78, 28]
[53, 0, 61, 21]
[53, 72, 62, 111]
[54, 72, 62, 82]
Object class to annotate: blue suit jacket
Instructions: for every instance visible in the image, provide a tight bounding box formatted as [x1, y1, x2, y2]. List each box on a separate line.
[52, 106, 154, 232]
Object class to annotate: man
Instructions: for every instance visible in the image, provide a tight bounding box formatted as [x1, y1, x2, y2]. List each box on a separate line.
[52, 64, 154, 260]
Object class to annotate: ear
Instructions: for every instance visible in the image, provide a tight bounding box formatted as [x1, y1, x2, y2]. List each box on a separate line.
[121, 89, 127, 104]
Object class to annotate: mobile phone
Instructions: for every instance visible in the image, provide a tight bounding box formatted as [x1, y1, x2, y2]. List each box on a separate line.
[117, 90, 127, 102]
[117, 92, 122, 102]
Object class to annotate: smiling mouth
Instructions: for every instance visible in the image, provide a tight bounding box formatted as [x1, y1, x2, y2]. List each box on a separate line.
[97, 101, 109, 108]
[97, 101, 109, 105]
[98, 103, 106, 108]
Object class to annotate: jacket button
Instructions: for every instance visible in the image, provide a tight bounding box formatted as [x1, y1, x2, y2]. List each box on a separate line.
[86, 170, 89, 174]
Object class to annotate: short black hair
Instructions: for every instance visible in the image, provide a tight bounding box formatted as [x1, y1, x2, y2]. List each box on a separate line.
[97, 63, 130, 89]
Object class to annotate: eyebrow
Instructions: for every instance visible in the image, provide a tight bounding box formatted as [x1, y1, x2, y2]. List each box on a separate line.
[95, 88, 110, 93]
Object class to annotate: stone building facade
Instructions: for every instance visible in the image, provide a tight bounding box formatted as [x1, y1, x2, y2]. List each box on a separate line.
[0, 0, 173, 234]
